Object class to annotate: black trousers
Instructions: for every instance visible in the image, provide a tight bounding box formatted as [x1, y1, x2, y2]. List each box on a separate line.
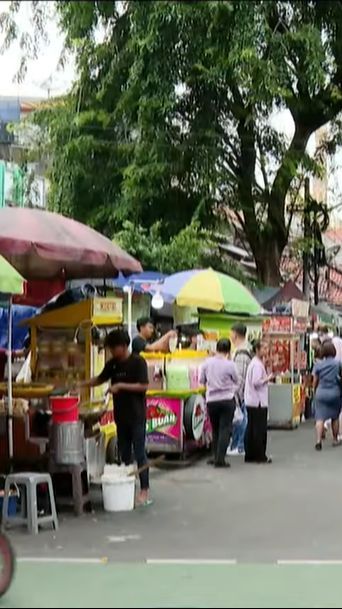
[116, 421, 149, 490]
[245, 406, 268, 463]
[207, 399, 235, 464]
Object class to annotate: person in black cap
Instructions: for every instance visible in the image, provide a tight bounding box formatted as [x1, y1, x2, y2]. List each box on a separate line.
[81, 329, 151, 506]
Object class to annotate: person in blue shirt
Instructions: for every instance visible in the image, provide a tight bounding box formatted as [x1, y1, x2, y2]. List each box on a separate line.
[313, 340, 342, 451]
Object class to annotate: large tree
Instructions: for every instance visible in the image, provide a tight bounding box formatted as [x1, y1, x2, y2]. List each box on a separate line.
[3, 0, 342, 284]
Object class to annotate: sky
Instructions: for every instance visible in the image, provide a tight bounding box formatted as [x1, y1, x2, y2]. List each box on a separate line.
[0, 1, 75, 98]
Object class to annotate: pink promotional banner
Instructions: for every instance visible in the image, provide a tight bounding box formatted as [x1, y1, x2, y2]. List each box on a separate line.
[146, 397, 182, 449]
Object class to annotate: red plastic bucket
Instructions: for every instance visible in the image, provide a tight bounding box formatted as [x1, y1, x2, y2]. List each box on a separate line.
[49, 396, 79, 424]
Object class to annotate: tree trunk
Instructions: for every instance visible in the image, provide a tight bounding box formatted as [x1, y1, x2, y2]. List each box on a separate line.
[253, 236, 284, 286]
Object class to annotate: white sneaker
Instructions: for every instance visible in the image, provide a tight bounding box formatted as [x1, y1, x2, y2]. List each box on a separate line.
[226, 448, 239, 456]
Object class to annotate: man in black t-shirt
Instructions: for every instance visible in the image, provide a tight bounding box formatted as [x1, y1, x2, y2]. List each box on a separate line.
[81, 329, 151, 505]
[132, 317, 177, 354]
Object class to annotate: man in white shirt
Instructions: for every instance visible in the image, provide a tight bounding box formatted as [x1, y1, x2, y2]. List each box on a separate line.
[332, 335, 342, 362]
[228, 323, 252, 455]
[318, 325, 342, 362]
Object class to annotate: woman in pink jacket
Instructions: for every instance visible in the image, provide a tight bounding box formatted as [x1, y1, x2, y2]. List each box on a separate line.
[244, 340, 272, 463]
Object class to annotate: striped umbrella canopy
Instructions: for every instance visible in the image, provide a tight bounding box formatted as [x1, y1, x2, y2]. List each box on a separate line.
[0, 207, 142, 280]
[155, 269, 261, 315]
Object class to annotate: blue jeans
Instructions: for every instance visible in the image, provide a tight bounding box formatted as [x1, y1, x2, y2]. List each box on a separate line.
[231, 402, 248, 452]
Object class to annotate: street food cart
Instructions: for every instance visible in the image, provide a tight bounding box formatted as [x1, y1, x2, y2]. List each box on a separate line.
[263, 312, 308, 429]
[27, 297, 122, 402]
[143, 350, 210, 457]
[0, 297, 124, 472]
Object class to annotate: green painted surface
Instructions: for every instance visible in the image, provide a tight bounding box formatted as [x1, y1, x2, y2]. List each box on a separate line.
[199, 313, 263, 340]
[12, 167, 25, 208]
[3, 564, 342, 608]
[0, 162, 5, 208]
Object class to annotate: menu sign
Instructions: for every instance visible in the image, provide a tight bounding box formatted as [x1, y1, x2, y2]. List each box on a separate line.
[292, 299, 309, 319]
[293, 318, 307, 333]
[92, 298, 123, 322]
[262, 317, 291, 334]
[197, 331, 219, 352]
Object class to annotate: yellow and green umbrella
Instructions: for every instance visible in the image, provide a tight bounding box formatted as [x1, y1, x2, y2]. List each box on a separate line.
[156, 269, 261, 315]
[0, 255, 24, 296]
[0, 256, 24, 460]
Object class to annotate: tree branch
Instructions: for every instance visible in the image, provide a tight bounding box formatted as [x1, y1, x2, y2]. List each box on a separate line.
[269, 120, 312, 247]
[285, 175, 304, 239]
[256, 133, 269, 193]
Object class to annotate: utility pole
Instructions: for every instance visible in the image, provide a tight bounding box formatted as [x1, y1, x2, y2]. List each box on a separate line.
[302, 177, 310, 299]
[313, 202, 320, 306]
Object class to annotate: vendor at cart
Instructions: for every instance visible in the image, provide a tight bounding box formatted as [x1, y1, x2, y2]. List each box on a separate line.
[132, 317, 177, 354]
[177, 326, 203, 351]
[80, 329, 151, 506]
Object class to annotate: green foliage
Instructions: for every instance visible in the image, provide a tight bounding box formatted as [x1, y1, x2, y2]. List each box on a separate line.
[116, 220, 248, 282]
[118, 221, 207, 273]
[3, 0, 342, 284]
[116, 220, 211, 275]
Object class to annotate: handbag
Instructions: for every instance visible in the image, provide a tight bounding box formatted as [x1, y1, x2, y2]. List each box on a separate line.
[233, 404, 244, 425]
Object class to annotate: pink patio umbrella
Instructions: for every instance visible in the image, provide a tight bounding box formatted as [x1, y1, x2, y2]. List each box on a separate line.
[0, 207, 142, 280]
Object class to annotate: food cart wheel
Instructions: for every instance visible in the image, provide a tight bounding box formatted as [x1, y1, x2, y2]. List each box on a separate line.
[106, 436, 119, 464]
[184, 394, 206, 441]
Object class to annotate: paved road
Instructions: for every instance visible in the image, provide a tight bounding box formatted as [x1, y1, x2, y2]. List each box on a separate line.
[3, 423, 342, 606]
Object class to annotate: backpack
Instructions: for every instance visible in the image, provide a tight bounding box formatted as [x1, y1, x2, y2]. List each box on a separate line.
[234, 348, 252, 362]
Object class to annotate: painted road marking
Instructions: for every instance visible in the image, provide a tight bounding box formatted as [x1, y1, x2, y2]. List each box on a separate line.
[146, 559, 237, 565]
[18, 556, 108, 564]
[277, 559, 342, 565]
[107, 534, 141, 543]
[15, 557, 342, 566]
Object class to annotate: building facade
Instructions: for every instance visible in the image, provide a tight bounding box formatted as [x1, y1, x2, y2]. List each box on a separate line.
[0, 96, 48, 208]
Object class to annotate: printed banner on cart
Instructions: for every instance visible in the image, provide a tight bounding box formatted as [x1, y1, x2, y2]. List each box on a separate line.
[146, 397, 182, 448]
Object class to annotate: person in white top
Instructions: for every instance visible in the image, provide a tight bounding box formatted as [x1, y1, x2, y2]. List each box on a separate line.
[244, 340, 273, 464]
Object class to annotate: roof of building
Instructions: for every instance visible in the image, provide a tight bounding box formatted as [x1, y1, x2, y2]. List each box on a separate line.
[258, 281, 306, 310]
[252, 286, 279, 305]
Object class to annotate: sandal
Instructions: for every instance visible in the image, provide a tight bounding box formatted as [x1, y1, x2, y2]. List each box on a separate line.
[136, 499, 153, 508]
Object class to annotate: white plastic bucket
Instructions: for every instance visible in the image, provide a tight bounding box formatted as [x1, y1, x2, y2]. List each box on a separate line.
[103, 464, 135, 476]
[101, 467, 135, 512]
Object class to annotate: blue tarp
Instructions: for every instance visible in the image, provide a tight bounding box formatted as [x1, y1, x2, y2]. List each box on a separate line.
[113, 272, 167, 293]
[0, 98, 20, 123]
[0, 305, 37, 350]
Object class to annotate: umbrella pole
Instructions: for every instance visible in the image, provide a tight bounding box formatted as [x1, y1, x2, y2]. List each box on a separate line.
[127, 285, 133, 345]
[7, 296, 13, 461]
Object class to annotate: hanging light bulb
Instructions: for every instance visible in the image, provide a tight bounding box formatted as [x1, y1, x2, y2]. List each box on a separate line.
[151, 291, 164, 310]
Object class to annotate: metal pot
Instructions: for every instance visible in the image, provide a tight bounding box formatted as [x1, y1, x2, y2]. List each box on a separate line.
[50, 421, 84, 465]
[85, 431, 106, 481]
